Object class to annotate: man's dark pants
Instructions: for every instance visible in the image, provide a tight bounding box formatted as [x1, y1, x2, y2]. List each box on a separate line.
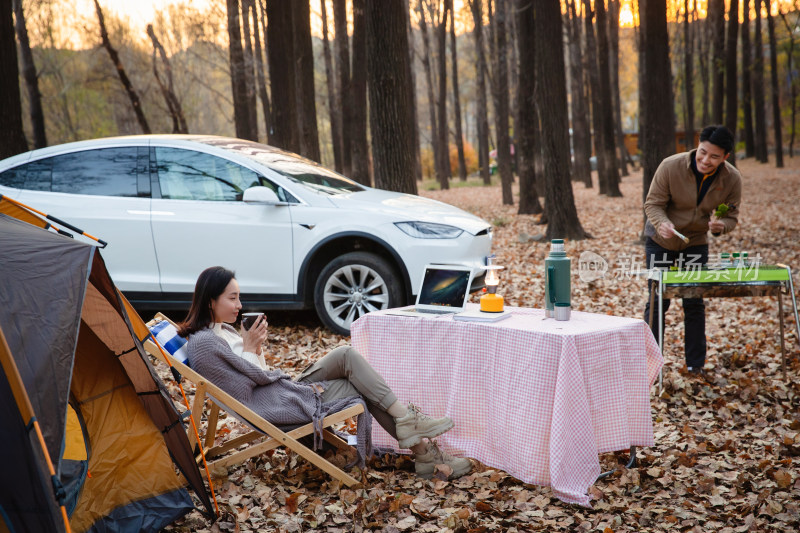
[643, 238, 709, 368]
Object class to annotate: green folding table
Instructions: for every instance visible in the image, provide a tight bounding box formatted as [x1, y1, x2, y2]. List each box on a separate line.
[648, 264, 800, 385]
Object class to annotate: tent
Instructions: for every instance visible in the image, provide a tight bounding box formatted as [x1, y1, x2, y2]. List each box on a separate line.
[0, 200, 214, 532]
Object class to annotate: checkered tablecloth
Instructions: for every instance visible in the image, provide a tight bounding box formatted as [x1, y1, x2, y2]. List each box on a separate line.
[350, 304, 663, 507]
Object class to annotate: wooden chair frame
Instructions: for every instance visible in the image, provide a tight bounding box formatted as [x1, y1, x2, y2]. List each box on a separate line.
[143, 314, 363, 487]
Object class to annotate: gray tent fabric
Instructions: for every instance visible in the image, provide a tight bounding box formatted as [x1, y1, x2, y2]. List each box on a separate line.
[0, 213, 94, 471]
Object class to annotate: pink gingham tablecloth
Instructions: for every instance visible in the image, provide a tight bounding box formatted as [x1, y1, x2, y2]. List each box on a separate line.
[350, 305, 663, 507]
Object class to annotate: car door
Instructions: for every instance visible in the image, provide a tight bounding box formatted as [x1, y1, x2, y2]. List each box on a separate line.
[149, 146, 295, 297]
[11, 146, 160, 292]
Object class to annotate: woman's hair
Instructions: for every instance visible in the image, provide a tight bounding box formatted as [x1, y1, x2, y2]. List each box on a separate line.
[177, 266, 236, 337]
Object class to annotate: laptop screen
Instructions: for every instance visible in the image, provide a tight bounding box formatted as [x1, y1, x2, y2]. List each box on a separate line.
[417, 267, 472, 309]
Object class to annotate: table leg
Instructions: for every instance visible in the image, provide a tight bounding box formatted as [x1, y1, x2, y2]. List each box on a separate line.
[596, 446, 637, 481]
[779, 291, 787, 381]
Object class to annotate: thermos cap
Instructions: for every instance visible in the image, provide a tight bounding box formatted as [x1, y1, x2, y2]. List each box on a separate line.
[550, 239, 565, 253]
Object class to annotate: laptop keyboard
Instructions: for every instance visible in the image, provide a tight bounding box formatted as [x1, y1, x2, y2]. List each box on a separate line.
[417, 308, 456, 314]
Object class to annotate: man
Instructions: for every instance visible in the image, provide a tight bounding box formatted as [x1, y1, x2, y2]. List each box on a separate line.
[644, 125, 742, 376]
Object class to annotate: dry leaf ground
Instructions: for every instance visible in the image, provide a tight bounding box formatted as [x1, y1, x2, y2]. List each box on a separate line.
[163, 158, 799, 532]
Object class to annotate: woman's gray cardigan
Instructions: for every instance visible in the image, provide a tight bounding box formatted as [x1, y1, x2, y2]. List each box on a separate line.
[187, 328, 372, 466]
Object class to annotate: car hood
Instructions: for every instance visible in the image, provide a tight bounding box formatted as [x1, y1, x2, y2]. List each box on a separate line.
[326, 188, 491, 235]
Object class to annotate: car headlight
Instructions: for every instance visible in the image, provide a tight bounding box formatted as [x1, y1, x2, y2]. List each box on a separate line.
[394, 221, 464, 239]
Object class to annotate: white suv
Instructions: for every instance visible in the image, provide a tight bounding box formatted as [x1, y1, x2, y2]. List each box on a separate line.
[0, 135, 492, 334]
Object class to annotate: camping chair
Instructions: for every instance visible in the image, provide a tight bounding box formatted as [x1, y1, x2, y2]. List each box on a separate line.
[143, 313, 364, 487]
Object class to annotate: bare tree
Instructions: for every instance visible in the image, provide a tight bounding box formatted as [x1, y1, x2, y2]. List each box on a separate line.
[254, 0, 272, 144]
[607, 0, 628, 176]
[12, 0, 45, 148]
[349, 0, 370, 184]
[709, 0, 726, 124]
[753, 0, 768, 162]
[516, 0, 542, 215]
[240, 0, 259, 140]
[404, 0, 423, 182]
[566, 0, 592, 187]
[742, 0, 755, 157]
[94, 0, 150, 134]
[534, 0, 586, 239]
[450, 1, 467, 181]
[292, 0, 321, 162]
[493, 0, 514, 205]
[436, 0, 451, 188]
[780, 6, 799, 156]
[146, 24, 188, 134]
[683, 0, 695, 149]
[724, 0, 739, 165]
[320, 0, 342, 171]
[418, 1, 441, 180]
[366, 0, 416, 194]
[333, 0, 352, 176]
[594, 0, 621, 196]
[266, 0, 298, 150]
[582, 0, 607, 194]
[765, 0, 783, 167]
[0, 0, 27, 157]
[469, 0, 491, 185]
[697, 0, 711, 126]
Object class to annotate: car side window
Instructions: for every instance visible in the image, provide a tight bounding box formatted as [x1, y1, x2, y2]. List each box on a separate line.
[155, 147, 260, 201]
[0, 159, 52, 191]
[51, 148, 140, 197]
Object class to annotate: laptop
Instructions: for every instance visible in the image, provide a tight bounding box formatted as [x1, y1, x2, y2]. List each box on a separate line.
[386, 264, 475, 316]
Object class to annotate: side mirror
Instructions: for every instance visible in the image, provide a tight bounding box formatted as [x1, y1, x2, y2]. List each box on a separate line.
[243, 186, 280, 204]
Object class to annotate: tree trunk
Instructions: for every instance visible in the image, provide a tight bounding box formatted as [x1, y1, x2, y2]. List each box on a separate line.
[780, 9, 798, 157]
[566, 0, 592, 187]
[723, 0, 739, 166]
[640, 0, 676, 227]
[594, 0, 621, 196]
[350, 0, 370, 184]
[240, 0, 259, 140]
[535, 0, 586, 239]
[436, 0, 451, 188]
[146, 24, 188, 134]
[366, 0, 416, 194]
[742, 0, 755, 157]
[404, 0, 423, 182]
[0, 0, 27, 158]
[254, 0, 272, 144]
[709, 0, 726, 124]
[333, 0, 352, 176]
[582, 0, 607, 194]
[470, 0, 492, 185]
[697, 1, 710, 126]
[227, 0, 253, 140]
[450, 4, 467, 181]
[493, 0, 513, 205]
[765, 0, 783, 167]
[94, 0, 150, 135]
[12, 0, 45, 148]
[320, 0, 342, 171]
[607, 0, 629, 176]
[516, 0, 542, 215]
[266, 0, 298, 150]
[683, 0, 695, 150]
[508, 0, 520, 176]
[753, 1, 768, 162]
[418, 1, 440, 181]
[292, 0, 321, 162]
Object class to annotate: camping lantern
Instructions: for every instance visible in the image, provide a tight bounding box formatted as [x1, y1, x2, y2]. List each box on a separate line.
[480, 256, 505, 313]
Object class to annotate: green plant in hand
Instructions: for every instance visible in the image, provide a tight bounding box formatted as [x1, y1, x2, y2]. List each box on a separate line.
[714, 203, 730, 218]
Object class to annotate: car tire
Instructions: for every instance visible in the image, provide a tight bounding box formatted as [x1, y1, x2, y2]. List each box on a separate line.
[314, 251, 403, 336]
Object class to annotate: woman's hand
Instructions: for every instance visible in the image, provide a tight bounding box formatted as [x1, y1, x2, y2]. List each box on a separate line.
[242, 314, 268, 355]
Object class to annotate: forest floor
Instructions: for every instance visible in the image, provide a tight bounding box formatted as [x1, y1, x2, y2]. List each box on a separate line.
[163, 157, 800, 532]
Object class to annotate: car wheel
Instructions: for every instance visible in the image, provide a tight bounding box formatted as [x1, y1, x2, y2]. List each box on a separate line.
[314, 251, 403, 336]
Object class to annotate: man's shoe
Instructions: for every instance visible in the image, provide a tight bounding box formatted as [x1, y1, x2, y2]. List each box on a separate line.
[413, 440, 472, 480]
[687, 366, 706, 378]
[395, 404, 454, 449]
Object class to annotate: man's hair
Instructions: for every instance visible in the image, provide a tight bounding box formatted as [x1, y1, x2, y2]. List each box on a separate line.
[699, 125, 734, 154]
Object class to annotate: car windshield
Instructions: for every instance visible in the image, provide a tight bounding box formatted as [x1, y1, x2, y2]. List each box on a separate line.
[197, 138, 365, 195]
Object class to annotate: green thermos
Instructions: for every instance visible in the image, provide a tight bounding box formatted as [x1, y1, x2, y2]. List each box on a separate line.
[545, 239, 571, 318]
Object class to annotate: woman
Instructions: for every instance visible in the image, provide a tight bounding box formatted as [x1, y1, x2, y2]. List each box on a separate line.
[178, 266, 471, 480]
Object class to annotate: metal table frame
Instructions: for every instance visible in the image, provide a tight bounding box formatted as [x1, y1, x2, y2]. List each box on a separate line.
[648, 264, 800, 391]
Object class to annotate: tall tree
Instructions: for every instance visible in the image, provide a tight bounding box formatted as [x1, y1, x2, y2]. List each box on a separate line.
[320, 0, 342, 171]
[450, 1, 467, 181]
[266, 0, 298, 150]
[351, 0, 370, 184]
[404, 0, 423, 182]
[333, 0, 352, 176]
[765, 0, 783, 167]
[435, 0, 452, 188]
[534, 0, 586, 239]
[582, 0, 608, 194]
[640, 0, 676, 234]
[94, 0, 151, 134]
[566, 0, 592, 187]
[709, 0, 726, 124]
[724, 0, 739, 165]
[516, 0, 542, 215]
[753, 0, 768, 162]
[366, 0, 416, 194]
[418, 1, 441, 180]
[607, 0, 629, 176]
[12, 0, 45, 148]
[469, 0, 492, 185]
[594, 0, 621, 196]
[240, 0, 259, 140]
[292, 0, 321, 162]
[493, 0, 514, 205]
[742, 0, 755, 157]
[0, 0, 27, 158]
[780, 7, 799, 156]
[227, 0, 255, 141]
[697, 0, 711, 125]
[253, 0, 272, 144]
[683, 0, 695, 149]
[146, 24, 188, 134]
